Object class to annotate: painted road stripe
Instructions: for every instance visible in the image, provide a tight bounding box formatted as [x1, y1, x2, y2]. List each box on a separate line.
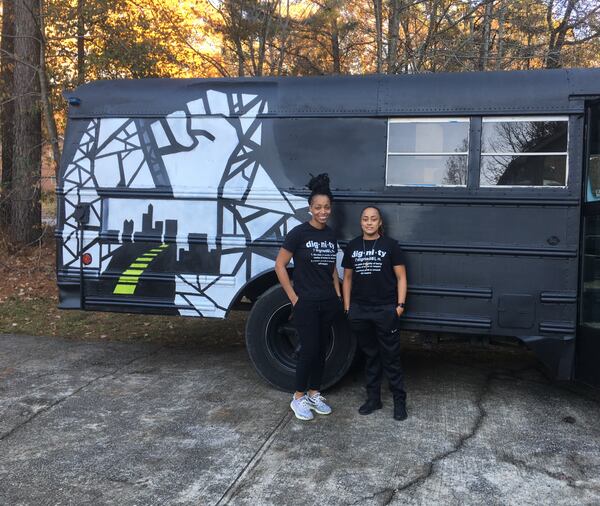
[123, 269, 144, 276]
[114, 285, 136, 295]
[113, 244, 170, 296]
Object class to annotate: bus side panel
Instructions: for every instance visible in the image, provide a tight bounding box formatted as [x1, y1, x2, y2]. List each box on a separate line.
[272, 117, 580, 345]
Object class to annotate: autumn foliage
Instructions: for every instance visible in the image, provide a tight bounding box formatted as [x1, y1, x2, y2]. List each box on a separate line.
[0, 0, 600, 245]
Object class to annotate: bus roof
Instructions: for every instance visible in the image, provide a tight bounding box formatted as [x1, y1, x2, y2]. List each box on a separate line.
[66, 68, 600, 119]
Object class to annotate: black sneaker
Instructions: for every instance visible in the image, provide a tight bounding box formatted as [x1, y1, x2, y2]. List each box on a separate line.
[358, 398, 383, 415]
[393, 402, 408, 421]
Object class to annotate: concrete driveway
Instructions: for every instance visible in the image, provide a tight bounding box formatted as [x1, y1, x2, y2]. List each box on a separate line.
[0, 331, 599, 505]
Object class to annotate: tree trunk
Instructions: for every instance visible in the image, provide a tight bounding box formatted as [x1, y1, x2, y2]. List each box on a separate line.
[545, 2, 560, 69]
[495, 3, 506, 70]
[236, 40, 245, 76]
[416, 0, 439, 72]
[1, 0, 15, 228]
[477, 0, 493, 71]
[400, 13, 411, 72]
[39, 0, 61, 173]
[545, 0, 576, 69]
[248, 33, 257, 75]
[372, 0, 383, 73]
[331, 16, 341, 74]
[525, 2, 533, 70]
[77, 0, 85, 84]
[387, 0, 400, 73]
[276, 16, 290, 75]
[10, 0, 41, 245]
[256, 0, 277, 77]
[226, 1, 245, 76]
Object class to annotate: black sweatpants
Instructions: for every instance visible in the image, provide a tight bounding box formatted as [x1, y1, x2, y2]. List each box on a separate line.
[293, 296, 341, 392]
[348, 302, 406, 402]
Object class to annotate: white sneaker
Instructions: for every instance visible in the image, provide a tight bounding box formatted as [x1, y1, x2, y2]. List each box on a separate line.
[290, 395, 314, 421]
[306, 392, 332, 415]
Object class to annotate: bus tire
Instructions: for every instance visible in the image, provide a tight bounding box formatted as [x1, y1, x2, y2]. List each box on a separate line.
[245, 285, 356, 392]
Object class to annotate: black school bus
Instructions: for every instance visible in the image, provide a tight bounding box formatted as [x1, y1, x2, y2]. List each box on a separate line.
[56, 68, 600, 389]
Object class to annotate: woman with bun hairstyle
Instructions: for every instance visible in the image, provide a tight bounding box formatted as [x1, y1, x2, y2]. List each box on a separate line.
[342, 206, 408, 420]
[275, 174, 342, 421]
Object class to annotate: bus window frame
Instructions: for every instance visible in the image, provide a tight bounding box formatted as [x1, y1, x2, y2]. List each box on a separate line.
[385, 117, 471, 188]
[479, 115, 570, 189]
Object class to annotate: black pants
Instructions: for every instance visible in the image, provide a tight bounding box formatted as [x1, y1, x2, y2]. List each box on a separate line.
[293, 297, 341, 392]
[349, 302, 406, 402]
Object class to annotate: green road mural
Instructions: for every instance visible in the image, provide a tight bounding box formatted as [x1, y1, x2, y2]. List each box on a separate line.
[113, 244, 170, 295]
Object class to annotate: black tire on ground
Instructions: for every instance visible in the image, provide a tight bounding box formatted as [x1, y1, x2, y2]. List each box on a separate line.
[245, 285, 357, 392]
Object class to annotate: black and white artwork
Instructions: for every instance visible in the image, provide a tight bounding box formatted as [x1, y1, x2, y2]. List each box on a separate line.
[59, 89, 308, 317]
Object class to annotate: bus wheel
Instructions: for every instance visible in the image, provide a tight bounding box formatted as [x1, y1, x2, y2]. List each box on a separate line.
[245, 285, 356, 392]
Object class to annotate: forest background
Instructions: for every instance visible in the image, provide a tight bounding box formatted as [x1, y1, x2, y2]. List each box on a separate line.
[0, 0, 600, 247]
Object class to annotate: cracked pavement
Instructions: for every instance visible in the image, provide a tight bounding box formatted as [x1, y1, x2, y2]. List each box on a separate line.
[1, 333, 599, 505]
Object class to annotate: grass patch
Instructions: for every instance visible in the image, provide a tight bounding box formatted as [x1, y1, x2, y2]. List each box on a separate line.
[1, 296, 247, 347]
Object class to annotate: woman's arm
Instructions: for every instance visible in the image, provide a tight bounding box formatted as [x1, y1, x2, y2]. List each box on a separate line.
[394, 264, 407, 317]
[342, 268, 353, 312]
[333, 269, 342, 299]
[275, 248, 298, 306]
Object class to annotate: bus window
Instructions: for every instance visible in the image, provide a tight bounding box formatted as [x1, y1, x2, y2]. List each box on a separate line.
[480, 116, 568, 187]
[386, 118, 469, 186]
[586, 104, 600, 202]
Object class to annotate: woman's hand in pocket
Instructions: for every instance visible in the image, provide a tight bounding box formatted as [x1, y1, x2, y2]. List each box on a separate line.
[289, 295, 299, 320]
[345, 303, 354, 320]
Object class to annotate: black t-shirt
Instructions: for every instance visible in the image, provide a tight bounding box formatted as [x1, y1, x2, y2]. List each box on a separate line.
[342, 235, 406, 305]
[282, 222, 338, 301]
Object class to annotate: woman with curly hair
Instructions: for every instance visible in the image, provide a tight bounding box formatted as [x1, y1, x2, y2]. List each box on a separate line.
[275, 174, 342, 421]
